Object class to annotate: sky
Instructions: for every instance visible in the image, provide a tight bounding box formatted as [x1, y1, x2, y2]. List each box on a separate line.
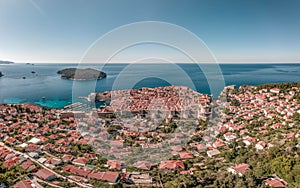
[0, 0, 300, 63]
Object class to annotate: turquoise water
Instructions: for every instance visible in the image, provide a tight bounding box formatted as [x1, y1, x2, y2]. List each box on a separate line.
[3, 98, 26, 104]
[0, 63, 299, 109]
[34, 98, 72, 109]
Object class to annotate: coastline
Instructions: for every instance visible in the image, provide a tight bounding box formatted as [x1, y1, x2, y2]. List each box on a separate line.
[1, 82, 299, 109]
[0, 63, 300, 109]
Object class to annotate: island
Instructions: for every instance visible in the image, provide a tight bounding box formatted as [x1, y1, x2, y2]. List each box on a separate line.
[57, 68, 107, 80]
[0, 60, 14, 64]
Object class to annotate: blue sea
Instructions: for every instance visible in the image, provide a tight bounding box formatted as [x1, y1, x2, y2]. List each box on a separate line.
[0, 63, 299, 109]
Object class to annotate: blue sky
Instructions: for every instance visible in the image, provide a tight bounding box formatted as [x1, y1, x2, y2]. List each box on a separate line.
[0, 0, 300, 63]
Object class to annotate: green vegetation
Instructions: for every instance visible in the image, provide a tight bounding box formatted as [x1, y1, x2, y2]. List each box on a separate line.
[0, 163, 28, 187]
[230, 99, 240, 106]
[107, 124, 122, 134]
[57, 68, 107, 80]
[256, 82, 300, 90]
[89, 180, 123, 188]
[159, 121, 177, 133]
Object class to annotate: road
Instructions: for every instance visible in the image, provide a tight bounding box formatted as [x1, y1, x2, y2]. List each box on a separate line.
[33, 176, 63, 188]
[43, 151, 56, 158]
[0, 142, 92, 188]
[32, 177, 48, 188]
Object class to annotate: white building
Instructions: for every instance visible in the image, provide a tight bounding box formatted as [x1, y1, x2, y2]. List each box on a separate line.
[28, 137, 41, 144]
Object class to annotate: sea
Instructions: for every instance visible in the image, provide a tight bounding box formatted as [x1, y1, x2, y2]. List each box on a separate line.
[0, 63, 299, 109]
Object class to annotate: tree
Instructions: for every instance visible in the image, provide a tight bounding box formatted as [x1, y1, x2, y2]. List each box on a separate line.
[270, 156, 293, 180]
[230, 99, 240, 106]
[234, 179, 247, 188]
[292, 112, 300, 123]
[164, 174, 198, 188]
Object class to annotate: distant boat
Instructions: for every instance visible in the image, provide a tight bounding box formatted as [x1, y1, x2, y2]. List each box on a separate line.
[31, 71, 36, 74]
[22, 77, 26, 79]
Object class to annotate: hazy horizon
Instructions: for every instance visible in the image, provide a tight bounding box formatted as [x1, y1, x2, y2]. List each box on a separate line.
[1, 0, 300, 63]
[4, 61, 300, 64]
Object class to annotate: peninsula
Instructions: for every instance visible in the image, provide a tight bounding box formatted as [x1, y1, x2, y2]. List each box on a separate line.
[94, 86, 212, 120]
[57, 68, 106, 80]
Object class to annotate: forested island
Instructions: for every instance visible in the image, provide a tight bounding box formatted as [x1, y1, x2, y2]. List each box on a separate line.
[0, 60, 14, 64]
[0, 60, 13, 77]
[57, 68, 107, 80]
